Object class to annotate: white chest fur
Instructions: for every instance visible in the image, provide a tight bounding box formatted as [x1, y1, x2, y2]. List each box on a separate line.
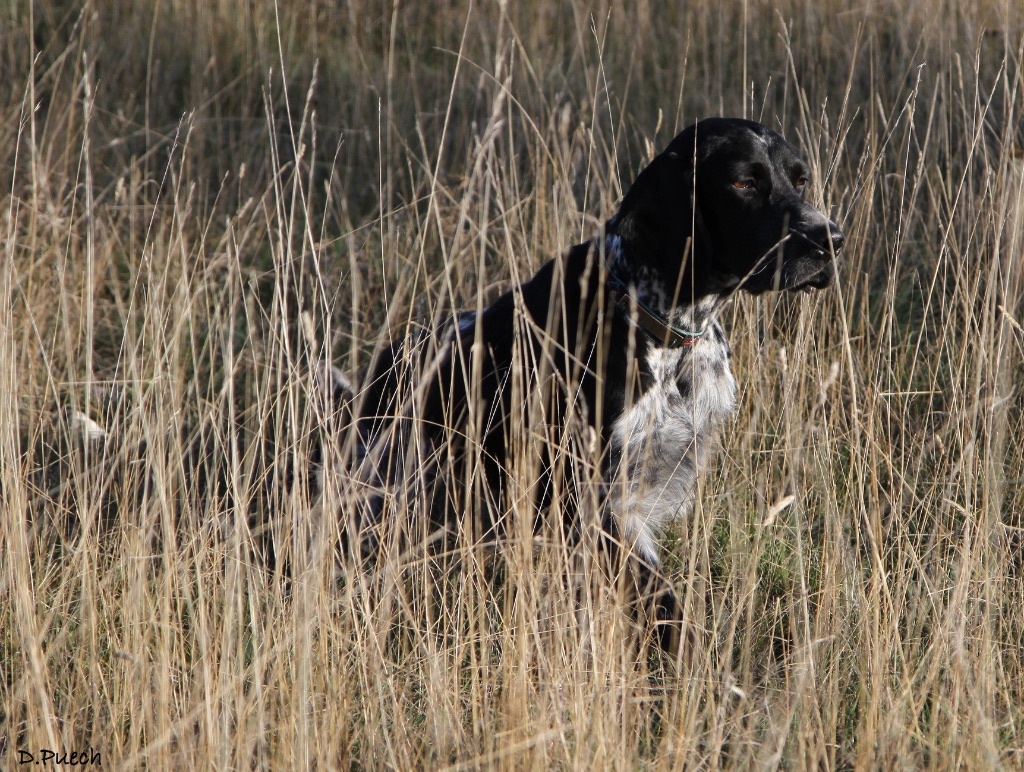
[607, 321, 737, 564]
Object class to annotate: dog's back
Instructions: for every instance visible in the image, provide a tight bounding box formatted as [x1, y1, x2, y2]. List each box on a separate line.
[349, 242, 625, 548]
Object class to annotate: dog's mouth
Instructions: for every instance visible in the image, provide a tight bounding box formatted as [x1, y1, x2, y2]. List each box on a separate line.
[741, 247, 840, 294]
[785, 250, 839, 292]
[787, 225, 844, 290]
[733, 220, 844, 296]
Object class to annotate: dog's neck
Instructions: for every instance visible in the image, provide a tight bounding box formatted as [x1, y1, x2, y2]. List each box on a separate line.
[602, 232, 720, 344]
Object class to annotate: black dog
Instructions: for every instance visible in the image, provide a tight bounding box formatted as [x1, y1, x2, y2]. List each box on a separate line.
[330, 117, 844, 646]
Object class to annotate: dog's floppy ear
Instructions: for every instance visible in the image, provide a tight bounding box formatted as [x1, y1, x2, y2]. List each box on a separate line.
[616, 128, 709, 291]
[686, 177, 716, 288]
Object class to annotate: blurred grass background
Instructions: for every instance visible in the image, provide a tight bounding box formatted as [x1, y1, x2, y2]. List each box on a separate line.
[2, 0, 1023, 767]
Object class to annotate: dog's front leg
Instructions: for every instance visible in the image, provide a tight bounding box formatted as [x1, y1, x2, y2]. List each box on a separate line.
[629, 555, 687, 654]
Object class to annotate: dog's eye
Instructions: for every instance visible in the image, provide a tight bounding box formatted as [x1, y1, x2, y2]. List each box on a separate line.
[795, 176, 808, 190]
[732, 179, 755, 190]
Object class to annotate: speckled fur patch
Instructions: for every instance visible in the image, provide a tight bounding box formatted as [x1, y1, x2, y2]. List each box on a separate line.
[603, 235, 737, 564]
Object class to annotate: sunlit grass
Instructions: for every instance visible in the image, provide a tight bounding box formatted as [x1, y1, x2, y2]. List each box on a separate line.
[2, 1, 1023, 767]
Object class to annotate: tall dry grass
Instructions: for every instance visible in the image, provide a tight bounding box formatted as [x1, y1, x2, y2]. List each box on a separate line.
[2, 0, 1023, 767]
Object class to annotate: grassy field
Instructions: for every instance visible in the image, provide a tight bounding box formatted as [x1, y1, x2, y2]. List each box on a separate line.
[2, 0, 1023, 768]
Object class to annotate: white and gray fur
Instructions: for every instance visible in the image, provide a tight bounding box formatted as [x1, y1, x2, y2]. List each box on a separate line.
[603, 234, 737, 564]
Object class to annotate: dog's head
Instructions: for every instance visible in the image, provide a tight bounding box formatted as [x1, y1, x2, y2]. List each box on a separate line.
[613, 117, 844, 299]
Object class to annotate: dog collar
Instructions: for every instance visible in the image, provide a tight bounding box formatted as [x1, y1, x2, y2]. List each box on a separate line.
[607, 274, 706, 348]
